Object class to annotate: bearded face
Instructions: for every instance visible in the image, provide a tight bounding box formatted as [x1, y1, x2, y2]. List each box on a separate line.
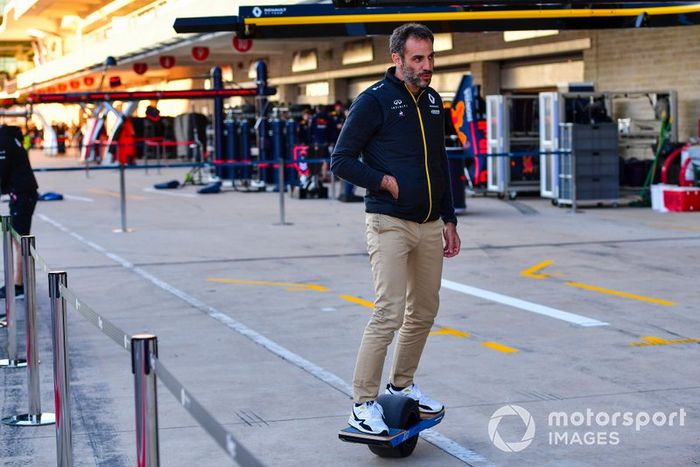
[393, 36, 434, 91]
[399, 56, 432, 89]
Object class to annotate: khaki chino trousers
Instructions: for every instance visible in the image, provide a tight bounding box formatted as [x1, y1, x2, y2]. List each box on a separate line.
[353, 213, 444, 403]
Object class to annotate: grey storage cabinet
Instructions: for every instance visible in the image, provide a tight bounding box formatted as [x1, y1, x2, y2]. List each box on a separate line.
[558, 123, 619, 205]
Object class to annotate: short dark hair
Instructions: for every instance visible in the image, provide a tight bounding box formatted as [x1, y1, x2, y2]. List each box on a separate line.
[389, 23, 434, 58]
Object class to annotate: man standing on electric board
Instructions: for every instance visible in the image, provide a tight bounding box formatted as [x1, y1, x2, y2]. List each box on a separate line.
[331, 23, 461, 435]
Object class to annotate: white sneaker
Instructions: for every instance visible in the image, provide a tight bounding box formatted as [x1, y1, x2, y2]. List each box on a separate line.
[386, 383, 444, 413]
[348, 400, 389, 435]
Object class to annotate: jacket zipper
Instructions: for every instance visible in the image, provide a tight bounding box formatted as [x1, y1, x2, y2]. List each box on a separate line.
[405, 84, 432, 223]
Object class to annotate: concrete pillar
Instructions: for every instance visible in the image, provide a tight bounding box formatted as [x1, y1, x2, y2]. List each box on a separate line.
[329, 78, 349, 105]
[470, 61, 501, 95]
[279, 84, 299, 105]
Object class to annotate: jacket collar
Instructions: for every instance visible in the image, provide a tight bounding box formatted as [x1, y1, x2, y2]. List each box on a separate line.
[385, 66, 403, 87]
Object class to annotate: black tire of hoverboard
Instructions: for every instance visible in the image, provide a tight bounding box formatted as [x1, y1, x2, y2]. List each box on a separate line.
[368, 395, 420, 458]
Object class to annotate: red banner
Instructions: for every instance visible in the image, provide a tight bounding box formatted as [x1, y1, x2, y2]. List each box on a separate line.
[133, 63, 148, 75]
[192, 46, 209, 62]
[159, 56, 176, 69]
[232, 37, 253, 53]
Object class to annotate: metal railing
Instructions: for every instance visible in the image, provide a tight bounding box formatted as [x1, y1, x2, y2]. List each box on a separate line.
[0, 215, 265, 466]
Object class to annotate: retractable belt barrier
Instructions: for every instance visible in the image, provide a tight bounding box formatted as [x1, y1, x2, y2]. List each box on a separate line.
[0, 216, 265, 467]
[2, 233, 56, 427]
[151, 357, 264, 467]
[59, 286, 131, 351]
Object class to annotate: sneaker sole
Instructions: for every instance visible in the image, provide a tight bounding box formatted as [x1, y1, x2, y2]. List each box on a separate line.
[348, 419, 389, 436]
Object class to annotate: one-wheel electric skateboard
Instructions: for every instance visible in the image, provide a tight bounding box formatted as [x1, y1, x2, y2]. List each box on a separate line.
[338, 394, 444, 458]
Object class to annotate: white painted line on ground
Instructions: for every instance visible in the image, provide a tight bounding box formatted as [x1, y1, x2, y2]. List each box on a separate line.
[441, 279, 609, 327]
[143, 188, 197, 198]
[64, 194, 95, 202]
[38, 213, 492, 466]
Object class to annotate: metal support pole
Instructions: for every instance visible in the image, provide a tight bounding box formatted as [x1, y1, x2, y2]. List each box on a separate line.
[255, 60, 269, 187]
[278, 153, 288, 226]
[211, 66, 224, 173]
[131, 334, 160, 467]
[49, 272, 72, 466]
[1, 216, 26, 368]
[2, 236, 55, 426]
[330, 172, 336, 200]
[272, 118, 290, 225]
[116, 159, 130, 232]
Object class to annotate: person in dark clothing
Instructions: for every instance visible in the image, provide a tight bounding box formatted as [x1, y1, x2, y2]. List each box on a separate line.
[309, 105, 334, 182]
[331, 23, 460, 435]
[297, 109, 313, 146]
[0, 125, 39, 300]
[333, 101, 363, 202]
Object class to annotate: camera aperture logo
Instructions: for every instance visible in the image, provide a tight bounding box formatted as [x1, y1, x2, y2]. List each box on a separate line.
[488, 405, 536, 452]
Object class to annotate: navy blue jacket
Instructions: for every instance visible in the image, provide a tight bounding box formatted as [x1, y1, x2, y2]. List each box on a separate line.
[331, 67, 456, 225]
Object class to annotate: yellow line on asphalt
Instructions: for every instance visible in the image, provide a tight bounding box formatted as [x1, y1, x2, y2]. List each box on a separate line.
[208, 278, 329, 292]
[520, 260, 555, 279]
[429, 327, 470, 338]
[565, 281, 676, 306]
[630, 336, 700, 347]
[340, 294, 516, 352]
[481, 342, 519, 353]
[339, 294, 374, 308]
[648, 222, 700, 233]
[88, 189, 146, 201]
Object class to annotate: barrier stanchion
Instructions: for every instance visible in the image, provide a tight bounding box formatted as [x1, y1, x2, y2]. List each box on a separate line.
[117, 157, 130, 233]
[0, 217, 26, 368]
[272, 118, 291, 226]
[330, 171, 336, 200]
[2, 236, 55, 426]
[277, 158, 284, 219]
[49, 272, 73, 466]
[5, 227, 265, 466]
[132, 334, 160, 467]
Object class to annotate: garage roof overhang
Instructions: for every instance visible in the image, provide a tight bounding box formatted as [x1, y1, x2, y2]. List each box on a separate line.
[174, 2, 700, 38]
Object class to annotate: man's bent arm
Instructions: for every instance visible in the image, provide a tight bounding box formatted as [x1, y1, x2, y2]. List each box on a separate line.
[330, 93, 385, 192]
